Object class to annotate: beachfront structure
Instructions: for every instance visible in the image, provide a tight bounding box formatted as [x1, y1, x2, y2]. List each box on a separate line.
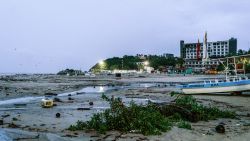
[162, 53, 174, 58]
[180, 33, 237, 71]
[136, 53, 174, 59]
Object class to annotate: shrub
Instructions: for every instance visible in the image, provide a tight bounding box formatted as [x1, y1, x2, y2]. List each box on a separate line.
[69, 93, 236, 135]
[69, 95, 172, 135]
[177, 121, 192, 130]
[171, 94, 236, 121]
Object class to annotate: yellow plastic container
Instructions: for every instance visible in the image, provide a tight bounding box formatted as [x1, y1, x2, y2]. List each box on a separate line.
[41, 98, 54, 108]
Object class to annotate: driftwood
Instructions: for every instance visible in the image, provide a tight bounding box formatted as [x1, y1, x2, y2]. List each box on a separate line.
[77, 108, 91, 110]
[54, 97, 62, 102]
[156, 104, 200, 122]
[45, 92, 58, 96]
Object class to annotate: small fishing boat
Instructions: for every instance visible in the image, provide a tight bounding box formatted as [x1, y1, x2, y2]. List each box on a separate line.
[179, 76, 250, 94]
[179, 52, 250, 94]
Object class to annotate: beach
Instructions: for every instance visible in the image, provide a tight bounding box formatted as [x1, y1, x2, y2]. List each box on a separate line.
[0, 74, 250, 141]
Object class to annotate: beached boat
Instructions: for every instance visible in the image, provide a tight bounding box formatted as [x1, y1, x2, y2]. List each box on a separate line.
[179, 76, 250, 94]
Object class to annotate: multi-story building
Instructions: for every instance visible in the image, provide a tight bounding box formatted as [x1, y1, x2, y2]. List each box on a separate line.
[180, 34, 237, 71]
[162, 53, 174, 58]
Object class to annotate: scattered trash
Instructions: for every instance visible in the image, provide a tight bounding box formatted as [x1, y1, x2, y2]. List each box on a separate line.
[89, 101, 94, 106]
[8, 122, 19, 128]
[41, 98, 54, 108]
[219, 122, 226, 125]
[206, 131, 214, 135]
[14, 103, 27, 107]
[45, 92, 58, 96]
[68, 97, 74, 100]
[62, 134, 78, 137]
[56, 113, 61, 118]
[0, 119, 3, 125]
[76, 92, 85, 95]
[216, 124, 225, 133]
[2, 114, 10, 118]
[54, 97, 62, 102]
[77, 108, 91, 110]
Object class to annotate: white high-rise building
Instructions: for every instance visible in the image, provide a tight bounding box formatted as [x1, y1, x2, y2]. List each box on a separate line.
[180, 33, 237, 72]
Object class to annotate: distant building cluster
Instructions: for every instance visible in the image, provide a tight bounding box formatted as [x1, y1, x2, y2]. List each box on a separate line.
[162, 53, 174, 58]
[136, 53, 174, 59]
[91, 33, 240, 75]
[180, 33, 237, 72]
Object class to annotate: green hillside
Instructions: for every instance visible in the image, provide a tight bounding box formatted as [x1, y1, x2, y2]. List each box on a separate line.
[90, 55, 184, 72]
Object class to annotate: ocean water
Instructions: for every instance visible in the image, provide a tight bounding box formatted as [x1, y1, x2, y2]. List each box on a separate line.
[0, 73, 16, 76]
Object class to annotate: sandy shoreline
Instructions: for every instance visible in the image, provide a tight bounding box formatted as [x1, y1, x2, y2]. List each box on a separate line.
[0, 74, 250, 141]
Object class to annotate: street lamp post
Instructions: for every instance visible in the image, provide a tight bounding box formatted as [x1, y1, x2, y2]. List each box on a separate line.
[144, 61, 149, 73]
[144, 61, 149, 66]
[99, 60, 105, 71]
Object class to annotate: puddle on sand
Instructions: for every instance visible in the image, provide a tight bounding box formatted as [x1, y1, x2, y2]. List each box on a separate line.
[0, 86, 115, 106]
[0, 129, 12, 141]
[0, 82, 168, 106]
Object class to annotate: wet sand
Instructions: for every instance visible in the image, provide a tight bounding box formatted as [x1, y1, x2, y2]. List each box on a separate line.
[0, 74, 122, 100]
[0, 74, 250, 141]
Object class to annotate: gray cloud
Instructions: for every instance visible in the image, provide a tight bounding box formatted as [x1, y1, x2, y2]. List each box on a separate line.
[0, 0, 249, 73]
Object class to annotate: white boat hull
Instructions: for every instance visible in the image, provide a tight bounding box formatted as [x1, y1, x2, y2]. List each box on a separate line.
[182, 84, 250, 94]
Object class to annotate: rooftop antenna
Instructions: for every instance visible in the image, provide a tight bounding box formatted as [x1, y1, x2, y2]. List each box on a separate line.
[202, 31, 209, 69]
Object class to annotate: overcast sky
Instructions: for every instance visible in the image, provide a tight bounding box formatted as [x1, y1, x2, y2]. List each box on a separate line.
[0, 0, 250, 73]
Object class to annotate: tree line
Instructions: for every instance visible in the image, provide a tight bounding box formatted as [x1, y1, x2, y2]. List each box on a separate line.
[90, 55, 184, 72]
